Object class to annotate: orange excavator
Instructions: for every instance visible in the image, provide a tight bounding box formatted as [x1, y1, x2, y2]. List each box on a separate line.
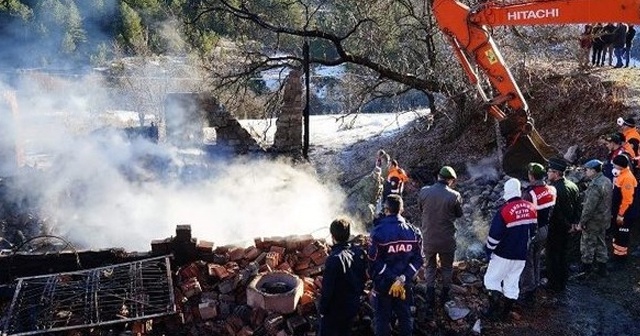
[432, 0, 640, 177]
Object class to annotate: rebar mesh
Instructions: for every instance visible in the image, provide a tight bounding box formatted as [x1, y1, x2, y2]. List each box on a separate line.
[1, 255, 175, 336]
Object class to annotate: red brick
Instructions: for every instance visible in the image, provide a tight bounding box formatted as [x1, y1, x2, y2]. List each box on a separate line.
[244, 246, 260, 261]
[310, 249, 328, 265]
[269, 245, 286, 256]
[254, 237, 267, 250]
[229, 247, 245, 261]
[302, 277, 316, 292]
[265, 252, 280, 269]
[214, 245, 230, 254]
[224, 261, 240, 274]
[197, 301, 217, 320]
[299, 291, 315, 306]
[208, 264, 230, 279]
[180, 277, 202, 298]
[178, 262, 201, 280]
[294, 234, 315, 251]
[197, 240, 215, 253]
[294, 257, 311, 271]
[250, 308, 268, 328]
[301, 242, 318, 257]
[276, 262, 293, 273]
[299, 265, 324, 277]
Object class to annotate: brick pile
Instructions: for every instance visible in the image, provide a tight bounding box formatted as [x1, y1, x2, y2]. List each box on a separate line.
[146, 226, 494, 336]
[154, 226, 332, 335]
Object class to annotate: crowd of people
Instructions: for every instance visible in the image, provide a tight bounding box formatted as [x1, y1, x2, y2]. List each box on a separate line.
[579, 23, 636, 68]
[319, 116, 640, 335]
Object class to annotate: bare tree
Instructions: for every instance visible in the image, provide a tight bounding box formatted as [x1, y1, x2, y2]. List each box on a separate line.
[186, 0, 474, 115]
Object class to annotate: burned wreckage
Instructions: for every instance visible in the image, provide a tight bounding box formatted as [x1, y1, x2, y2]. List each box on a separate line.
[0, 74, 360, 335]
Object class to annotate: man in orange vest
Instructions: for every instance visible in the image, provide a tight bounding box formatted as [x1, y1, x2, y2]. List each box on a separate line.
[610, 154, 638, 270]
[382, 160, 409, 201]
[617, 116, 640, 165]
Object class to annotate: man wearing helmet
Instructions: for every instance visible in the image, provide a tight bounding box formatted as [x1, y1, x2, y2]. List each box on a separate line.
[578, 159, 613, 277]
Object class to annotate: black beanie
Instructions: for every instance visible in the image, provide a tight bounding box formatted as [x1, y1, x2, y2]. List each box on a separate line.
[613, 154, 630, 168]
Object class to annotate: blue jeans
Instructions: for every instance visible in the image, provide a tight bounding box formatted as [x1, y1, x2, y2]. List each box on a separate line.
[614, 47, 625, 67]
[372, 286, 414, 336]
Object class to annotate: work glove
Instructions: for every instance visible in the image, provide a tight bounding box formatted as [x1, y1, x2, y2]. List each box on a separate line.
[388, 275, 406, 300]
[616, 215, 624, 226]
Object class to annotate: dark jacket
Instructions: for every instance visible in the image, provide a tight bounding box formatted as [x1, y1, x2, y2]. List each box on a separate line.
[368, 214, 424, 293]
[549, 178, 581, 235]
[602, 23, 617, 45]
[626, 26, 636, 48]
[319, 242, 367, 318]
[592, 24, 605, 48]
[418, 181, 463, 253]
[486, 197, 536, 260]
[613, 24, 628, 48]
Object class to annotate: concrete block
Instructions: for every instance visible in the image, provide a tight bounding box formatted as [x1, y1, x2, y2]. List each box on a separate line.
[247, 271, 304, 314]
[175, 224, 192, 242]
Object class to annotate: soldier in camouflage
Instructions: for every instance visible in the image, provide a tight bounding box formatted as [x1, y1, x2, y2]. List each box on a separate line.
[347, 167, 384, 226]
[578, 159, 613, 277]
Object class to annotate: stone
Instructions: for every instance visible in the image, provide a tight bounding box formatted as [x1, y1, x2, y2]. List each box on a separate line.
[444, 301, 470, 320]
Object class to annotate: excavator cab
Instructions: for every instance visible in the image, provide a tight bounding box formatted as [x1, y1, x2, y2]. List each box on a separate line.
[499, 109, 558, 179]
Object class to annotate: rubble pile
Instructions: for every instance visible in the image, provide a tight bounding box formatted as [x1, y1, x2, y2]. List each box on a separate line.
[414, 259, 490, 335]
[152, 225, 336, 335]
[147, 225, 499, 336]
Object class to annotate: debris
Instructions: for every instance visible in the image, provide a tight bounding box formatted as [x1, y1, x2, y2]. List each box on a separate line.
[444, 301, 470, 320]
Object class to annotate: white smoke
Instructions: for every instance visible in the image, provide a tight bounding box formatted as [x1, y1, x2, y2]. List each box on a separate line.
[6, 74, 346, 252]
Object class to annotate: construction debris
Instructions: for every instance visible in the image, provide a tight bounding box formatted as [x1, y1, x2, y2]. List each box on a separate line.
[1, 225, 502, 336]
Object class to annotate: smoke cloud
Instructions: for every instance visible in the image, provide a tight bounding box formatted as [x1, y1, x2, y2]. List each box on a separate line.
[2, 73, 346, 252]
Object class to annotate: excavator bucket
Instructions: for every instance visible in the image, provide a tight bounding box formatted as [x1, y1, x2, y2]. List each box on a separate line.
[500, 112, 559, 179]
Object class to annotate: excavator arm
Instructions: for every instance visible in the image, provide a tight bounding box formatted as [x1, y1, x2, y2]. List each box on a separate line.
[432, 0, 640, 177]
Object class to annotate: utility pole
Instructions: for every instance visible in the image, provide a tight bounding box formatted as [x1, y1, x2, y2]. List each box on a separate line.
[302, 39, 310, 160]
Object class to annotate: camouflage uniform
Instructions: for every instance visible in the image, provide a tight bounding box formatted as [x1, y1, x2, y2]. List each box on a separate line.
[347, 171, 384, 225]
[579, 172, 613, 264]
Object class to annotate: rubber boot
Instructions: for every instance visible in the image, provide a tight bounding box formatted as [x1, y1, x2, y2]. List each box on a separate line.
[502, 298, 516, 320]
[596, 262, 608, 277]
[484, 290, 503, 321]
[578, 262, 593, 279]
[520, 289, 536, 307]
[426, 286, 436, 315]
[440, 287, 450, 305]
